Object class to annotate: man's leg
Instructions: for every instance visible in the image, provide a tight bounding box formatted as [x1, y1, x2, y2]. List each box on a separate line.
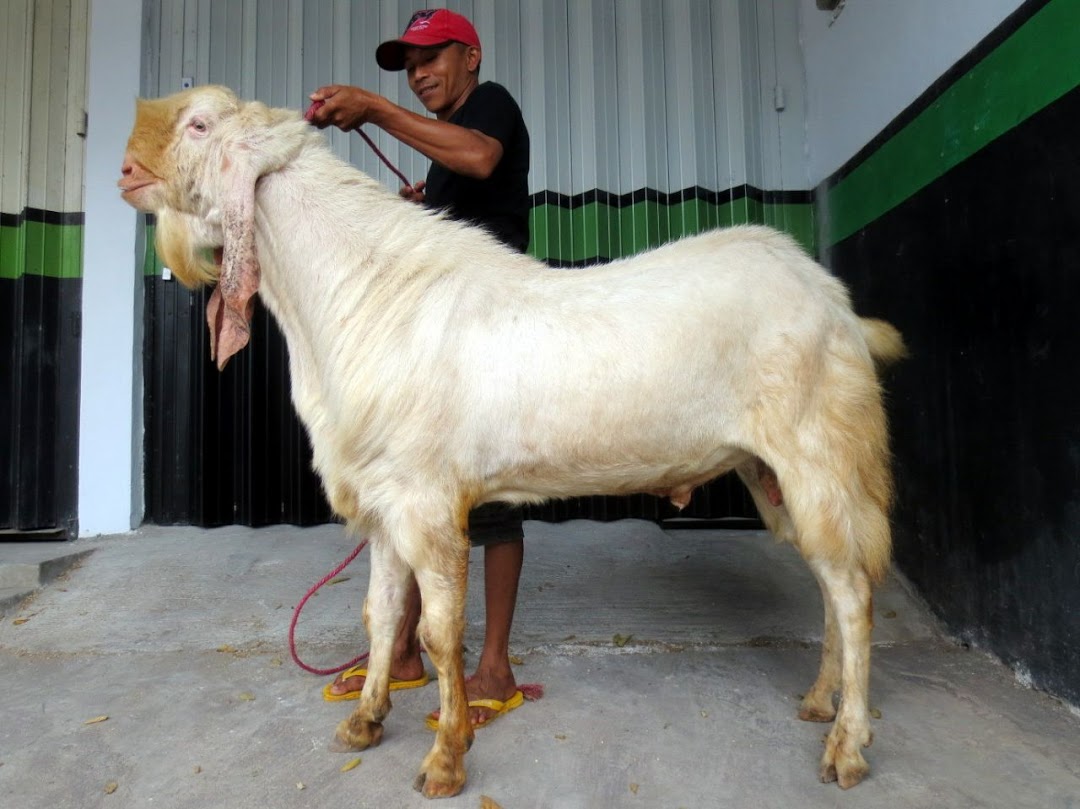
[327, 575, 425, 696]
[465, 537, 523, 721]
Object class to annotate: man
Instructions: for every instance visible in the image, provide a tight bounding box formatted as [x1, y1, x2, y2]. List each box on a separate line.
[307, 8, 530, 729]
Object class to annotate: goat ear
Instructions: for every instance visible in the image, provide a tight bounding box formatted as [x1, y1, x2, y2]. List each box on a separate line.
[206, 150, 260, 370]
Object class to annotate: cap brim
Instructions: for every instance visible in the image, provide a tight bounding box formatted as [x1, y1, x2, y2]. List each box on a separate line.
[375, 36, 454, 71]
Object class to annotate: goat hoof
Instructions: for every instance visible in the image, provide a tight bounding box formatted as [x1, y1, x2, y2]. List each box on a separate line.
[798, 689, 837, 722]
[798, 703, 837, 723]
[333, 717, 383, 751]
[819, 754, 870, 788]
[415, 746, 467, 798]
[413, 771, 465, 799]
[820, 726, 870, 789]
[836, 756, 870, 789]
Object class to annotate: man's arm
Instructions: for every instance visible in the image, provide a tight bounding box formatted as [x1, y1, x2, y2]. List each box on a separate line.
[308, 85, 503, 179]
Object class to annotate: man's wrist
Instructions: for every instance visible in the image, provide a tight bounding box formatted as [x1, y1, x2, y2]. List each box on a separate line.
[366, 93, 404, 130]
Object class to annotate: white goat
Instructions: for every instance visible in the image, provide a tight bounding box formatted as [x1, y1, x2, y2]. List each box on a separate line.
[119, 86, 905, 798]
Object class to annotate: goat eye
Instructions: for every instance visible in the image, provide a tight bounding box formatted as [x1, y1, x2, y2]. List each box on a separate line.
[190, 119, 208, 134]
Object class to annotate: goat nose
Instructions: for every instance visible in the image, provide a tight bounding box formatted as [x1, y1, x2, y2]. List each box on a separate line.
[118, 154, 145, 191]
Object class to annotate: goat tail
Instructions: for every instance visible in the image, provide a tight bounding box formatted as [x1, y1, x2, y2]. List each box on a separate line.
[859, 318, 907, 371]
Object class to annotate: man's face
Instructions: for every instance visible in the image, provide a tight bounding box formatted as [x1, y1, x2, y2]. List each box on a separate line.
[403, 43, 480, 120]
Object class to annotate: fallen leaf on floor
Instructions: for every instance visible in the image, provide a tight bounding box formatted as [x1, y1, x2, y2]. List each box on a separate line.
[700, 710, 709, 718]
[104, 781, 118, 794]
[509, 655, 524, 665]
[83, 716, 109, 725]
[270, 657, 283, 667]
[630, 783, 639, 794]
[328, 576, 350, 585]
[554, 734, 567, 741]
[296, 781, 305, 790]
[871, 707, 882, 719]
[340, 758, 362, 772]
[193, 765, 202, 774]
[238, 692, 256, 701]
[13, 617, 30, 625]
[480, 796, 503, 809]
[216, 644, 237, 654]
[613, 633, 632, 647]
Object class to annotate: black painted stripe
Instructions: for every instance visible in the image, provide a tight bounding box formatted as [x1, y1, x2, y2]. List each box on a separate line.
[530, 184, 814, 211]
[0, 208, 85, 227]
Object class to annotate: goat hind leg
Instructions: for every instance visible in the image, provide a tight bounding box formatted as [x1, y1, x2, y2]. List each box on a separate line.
[333, 538, 410, 752]
[799, 570, 843, 722]
[736, 463, 843, 715]
[812, 559, 874, 788]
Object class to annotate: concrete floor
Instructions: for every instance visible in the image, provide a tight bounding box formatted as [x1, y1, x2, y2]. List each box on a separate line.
[1, 520, 1078, 809]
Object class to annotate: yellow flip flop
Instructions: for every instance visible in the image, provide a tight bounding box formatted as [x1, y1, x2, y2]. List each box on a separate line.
[322, 664, 431, 702]
[425, 689, 525, 730]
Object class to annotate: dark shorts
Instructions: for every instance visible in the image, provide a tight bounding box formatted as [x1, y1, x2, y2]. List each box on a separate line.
[467, 502, 525, 547]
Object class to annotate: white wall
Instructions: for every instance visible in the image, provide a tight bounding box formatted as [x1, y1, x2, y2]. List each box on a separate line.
[798, 0, 1025, 185]
[744, 0, 812, 192]
[141, 0, 807, 196]
[1, 0, 88, 220]
[79, 0, 143, 536]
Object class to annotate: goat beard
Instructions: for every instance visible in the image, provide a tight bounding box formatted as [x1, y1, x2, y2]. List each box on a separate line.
[154, 208, 219, 288]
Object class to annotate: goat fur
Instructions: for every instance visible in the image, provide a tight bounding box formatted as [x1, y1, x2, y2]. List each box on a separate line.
[119, 85, 906, 797]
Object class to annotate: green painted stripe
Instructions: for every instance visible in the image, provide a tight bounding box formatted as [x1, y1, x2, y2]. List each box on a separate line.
[143, 223, 163, 276]
[826, 0, 1080, 246]
[0, 219, 84, 280]
[529, 197, 815, 263]
[0, 220, 26, 280]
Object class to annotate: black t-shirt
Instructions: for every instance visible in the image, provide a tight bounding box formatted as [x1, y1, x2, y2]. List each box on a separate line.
[424, 81, 531, 253]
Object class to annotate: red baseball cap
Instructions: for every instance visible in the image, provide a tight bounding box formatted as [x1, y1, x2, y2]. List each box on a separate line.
[376, 9, 481, 71]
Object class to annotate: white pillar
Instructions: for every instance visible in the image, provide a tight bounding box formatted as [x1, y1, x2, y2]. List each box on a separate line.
[79, 0, 144, 536]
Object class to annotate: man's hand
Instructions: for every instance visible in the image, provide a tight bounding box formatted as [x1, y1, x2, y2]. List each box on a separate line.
[308, 85, 385, 132]
[400, 180, 426, 204]
[307, 84, 502, 180]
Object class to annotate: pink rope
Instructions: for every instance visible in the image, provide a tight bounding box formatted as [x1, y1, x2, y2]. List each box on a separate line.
[288, 539, 369, 676]
[304, 100, 414, 192]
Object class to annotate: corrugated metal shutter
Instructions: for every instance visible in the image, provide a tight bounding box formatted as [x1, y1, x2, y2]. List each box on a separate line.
[141, 0, 808, 527]
[0, 0, 88, 538]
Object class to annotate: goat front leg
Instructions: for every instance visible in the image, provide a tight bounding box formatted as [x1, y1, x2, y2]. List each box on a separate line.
[411, 535, 472, 798]
[812, 559, 875, 788]
[333, 537, 410, 752]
